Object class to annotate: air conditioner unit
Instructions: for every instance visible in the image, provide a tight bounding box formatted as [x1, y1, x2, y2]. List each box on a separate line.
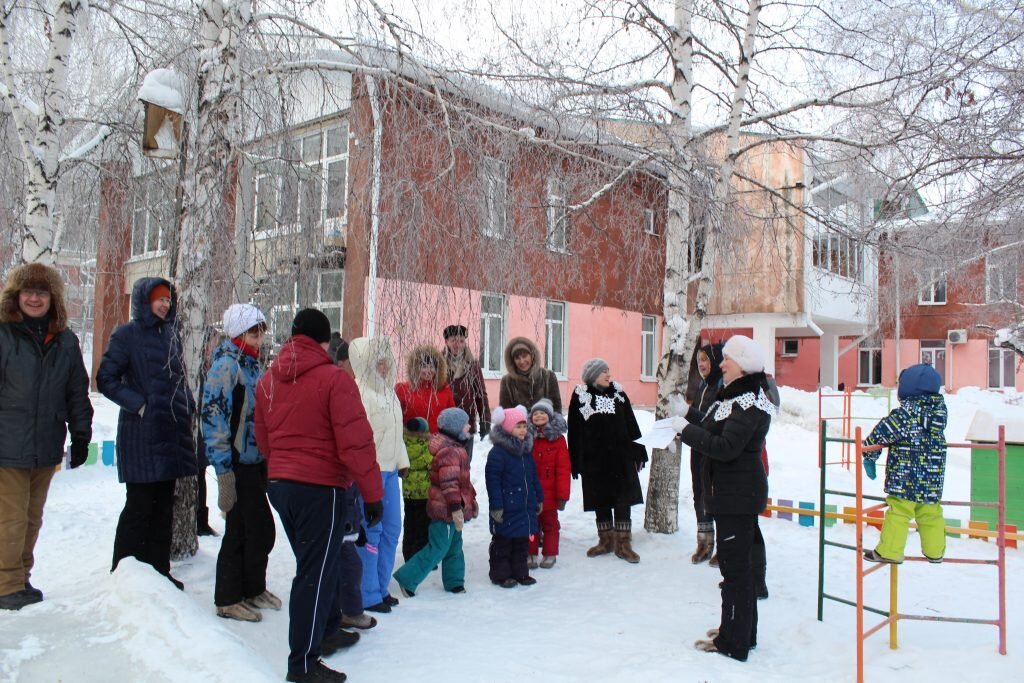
[947, 329, 968, 345]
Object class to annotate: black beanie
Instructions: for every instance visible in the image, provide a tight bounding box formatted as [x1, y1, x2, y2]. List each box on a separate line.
[291, 308, 332, 344]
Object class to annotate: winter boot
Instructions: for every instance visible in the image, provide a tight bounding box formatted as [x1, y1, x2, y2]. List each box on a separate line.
[539, 556, 557, 569]
[614, 522, 640, 564]
[216, 602, 262, 622]
[340, 613, 377, 630]
[196, 507, 218, 537]
[691, 527, 714, 564]
[244, 590, 282, 611]
[0, 588, 42, 611]
[751, 542, 768, 600]
[586, 522, 616, 557]
[527, 555, 539, 569]
[320, 628, 360, 656]
[24, 581, 43, 601]
[286, 660, 347, 682]
[708, 552, 718, 568]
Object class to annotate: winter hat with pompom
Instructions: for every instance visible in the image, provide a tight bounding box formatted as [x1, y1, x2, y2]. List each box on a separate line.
[492, 405, 529, 433]
[437, 407, 470, 441]
[222, 303, 266, 339]
[530, 398, 555, 420]
[722, 335, 765, 374]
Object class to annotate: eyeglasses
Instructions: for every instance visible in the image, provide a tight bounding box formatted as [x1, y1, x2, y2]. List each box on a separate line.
[21, 289, 51, 298]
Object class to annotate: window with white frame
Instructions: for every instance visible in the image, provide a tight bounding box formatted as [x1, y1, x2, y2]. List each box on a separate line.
[480, 293, 506, 373]
[480, 157, 509, 238]
[251, 122, 349, 240]
[919, 268, 947, 304]
[812, 228, 863, 281]
[781, 339, 799, 356]
[545, 300, 567, 376]
[546, 176, 569, 252]
[643, 208, 656, 235]
[317, 270, 344, 333]
[989, 341, 1017, 389]
[131, 173, 174, 257]
[987, 251, 1019, 303]
[641, 315, 658, 379]
[858, 347, 882, 386]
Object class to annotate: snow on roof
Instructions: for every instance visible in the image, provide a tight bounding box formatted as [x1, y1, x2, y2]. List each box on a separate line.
[138, 68, 187, 115]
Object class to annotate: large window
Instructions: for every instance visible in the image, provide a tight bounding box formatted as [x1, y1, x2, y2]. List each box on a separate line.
[480, 293, 506, 373]
[545, 300, 567, 376]
[989, 341, 1017, 389]
[251, 122, 349, 240]
[546, 177, 569, 253]
[987, 251, 1019, 303]
[480, 157, 509, 238]
[131, 173, 175, 256]
[812, 229, 863, 281]
[641, 315, 658, 379]
[858, 347, 882, 386]
[919, 268, 947, 305]
[317, 270, 344, 333]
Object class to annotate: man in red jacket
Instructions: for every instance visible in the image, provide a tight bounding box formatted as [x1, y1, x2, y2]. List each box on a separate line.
[255, 309, 383, 683]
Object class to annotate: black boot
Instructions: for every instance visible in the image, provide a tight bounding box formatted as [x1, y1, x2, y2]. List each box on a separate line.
[751, 541, 768, 600]
[196, 506, 218, 537]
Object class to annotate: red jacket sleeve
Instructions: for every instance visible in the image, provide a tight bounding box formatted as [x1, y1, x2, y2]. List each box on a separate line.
[555, 436, 571, 501]
[329, 371, 384, 502]
[254, 375, 271, 457]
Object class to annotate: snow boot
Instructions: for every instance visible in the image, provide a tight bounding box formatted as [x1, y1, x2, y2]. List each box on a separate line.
[24, 581, 43, 601]
[539, 556, 557, 569]
[614, 523, 640, 564]
[586, 522, 616, 557]
[217, 602, 262, 622]
[383, 594, 399, 607]
[245, 590, 282, 611]
[0, 588, 42, 611]
[527, 555, 539, 569]
[320, 628, 360, 656]
[691, 529, 714, 564]
[752, 542, 768, 600]
[340, 613, 377, 630]
[708, 552, 718, 568]
[517, 576, 537, 586]
[286, 660, 347, 682]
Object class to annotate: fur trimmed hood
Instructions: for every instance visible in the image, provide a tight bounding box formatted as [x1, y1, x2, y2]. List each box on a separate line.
[404, 344, 449, 390]
[0, 262, 68, 333]
[488, 422, 534, 455]
[529, 411, 567, 441]
[503, 336, 542, 376]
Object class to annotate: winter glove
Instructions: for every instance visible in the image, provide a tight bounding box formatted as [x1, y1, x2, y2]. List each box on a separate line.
[452, 509, 465, 532]
[364, 500, 384, 527]
[479, 422, 491, 439]
[536, 502, 544, 515]
[356, 526, 367, 547]
[558, 499, 567, 511]
[69, 440, 89, 469]
[490, 508, 504, 524]
[863, 459, 877, 481]
[217, 471, 237, 514]
[672, 416, 688, 433]
[397, 467, 410, 479]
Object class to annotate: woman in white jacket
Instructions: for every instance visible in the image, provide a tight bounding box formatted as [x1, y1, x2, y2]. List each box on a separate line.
[349, 337, 410, 612]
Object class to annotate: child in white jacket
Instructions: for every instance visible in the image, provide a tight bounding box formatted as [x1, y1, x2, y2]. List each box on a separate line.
[348, 337, 411, 613]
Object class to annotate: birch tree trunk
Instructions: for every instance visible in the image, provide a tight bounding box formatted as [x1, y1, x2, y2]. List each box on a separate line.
[0, 0, 85, 265]
[170, 0, 248, 559]
[644, 0, 762, 534]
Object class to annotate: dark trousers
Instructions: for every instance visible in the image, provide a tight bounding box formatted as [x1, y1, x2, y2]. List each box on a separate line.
[594, 506, 631, 525]
[214, 462, 276, 606]
[462, 438, 475, 465]
[196, 468, 212, 531]
[489, 534, 529, 583]
[752, 519, 767, 591]
[268, 481, 346, 677]
[112, 480, 175, 576]
[339, 541, 363, 616]
[402, 498, 430, 561]
[691, 452, 712, 530]
[713, 514, 758, 661]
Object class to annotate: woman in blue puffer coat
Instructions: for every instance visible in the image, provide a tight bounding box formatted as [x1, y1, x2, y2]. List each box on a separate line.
[97, 277, 196, 589]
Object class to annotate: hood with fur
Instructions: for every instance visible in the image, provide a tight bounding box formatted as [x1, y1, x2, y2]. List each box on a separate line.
[0, 263, 68, 333]
[349, 337, 398, 389]
[529, 411, 567, 441]
[503, 336, 542, 376]
[404, 344, 448, 389]
[488, 421, 534, 455]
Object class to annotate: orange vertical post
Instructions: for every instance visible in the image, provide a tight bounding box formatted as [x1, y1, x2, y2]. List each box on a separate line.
[855, 426, 864, 683]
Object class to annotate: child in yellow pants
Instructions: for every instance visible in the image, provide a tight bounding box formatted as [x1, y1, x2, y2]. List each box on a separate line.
[862, 364, 948, 564]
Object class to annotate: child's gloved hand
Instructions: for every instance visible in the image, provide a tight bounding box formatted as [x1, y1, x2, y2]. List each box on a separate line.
[452, 509, 465, 532]
[490, 508, 503, 524]
[863, 459, 877, 480]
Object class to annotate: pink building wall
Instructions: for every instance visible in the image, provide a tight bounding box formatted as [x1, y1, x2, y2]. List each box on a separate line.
[774, 337, 819, 391]
[880, 338, 1024, 392]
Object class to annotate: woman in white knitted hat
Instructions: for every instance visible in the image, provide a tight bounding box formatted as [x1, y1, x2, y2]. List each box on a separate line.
[200, 303, 280, 622]
[567, 358, 648, 563]
[672, 334, 775, 662]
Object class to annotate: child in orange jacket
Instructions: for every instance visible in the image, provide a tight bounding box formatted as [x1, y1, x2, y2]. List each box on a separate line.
[527, 399, 570, 569]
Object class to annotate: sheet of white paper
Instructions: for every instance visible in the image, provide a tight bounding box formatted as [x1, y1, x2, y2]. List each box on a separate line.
[634, 425, 679, 449]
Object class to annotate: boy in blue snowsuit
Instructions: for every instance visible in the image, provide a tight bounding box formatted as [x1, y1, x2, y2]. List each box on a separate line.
[862, 363, 948, 564]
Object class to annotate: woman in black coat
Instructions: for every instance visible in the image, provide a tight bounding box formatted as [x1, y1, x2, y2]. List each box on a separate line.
[567, 358, 647, 564]
[674, 335, 774, 662]
[688, 342, 724, 565]
[97, 277, 196, 589]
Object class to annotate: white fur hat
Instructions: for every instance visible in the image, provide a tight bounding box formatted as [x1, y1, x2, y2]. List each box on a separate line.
[722, 335, 765, 374]
[222, 303, 266, 339]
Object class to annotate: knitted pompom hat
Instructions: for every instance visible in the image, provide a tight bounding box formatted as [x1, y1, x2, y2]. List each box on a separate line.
[492, 405, 528, 433]
[530, 398, 555, 420]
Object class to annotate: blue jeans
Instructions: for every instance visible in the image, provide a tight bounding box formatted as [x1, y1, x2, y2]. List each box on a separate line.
[357, 469, 401, 607]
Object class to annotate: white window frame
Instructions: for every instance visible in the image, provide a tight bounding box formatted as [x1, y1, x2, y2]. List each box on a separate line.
[130, 172, 174, 258]
[544, 300, 567, 378]
[987, 251, 1018, 303]
[781, 339, 799, 357]
[316, 270, 344, 334]
[481, 157, 509, 239]
[546, 176, 569, 253]
[858, 347, 882, 386]
[919, 268, 947, 305]
[643, 208, 656, 235]
[988, 341, 1017, 389]
[641, 315, 658, 380]
[480, 293, 506, 376]
[811, 223, 864, 283]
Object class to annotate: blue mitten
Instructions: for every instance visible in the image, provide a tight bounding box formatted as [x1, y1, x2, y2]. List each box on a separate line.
[863, 459, 877, 480]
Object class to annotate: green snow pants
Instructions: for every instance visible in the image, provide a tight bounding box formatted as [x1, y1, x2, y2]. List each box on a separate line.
[875, 495, 945, 562]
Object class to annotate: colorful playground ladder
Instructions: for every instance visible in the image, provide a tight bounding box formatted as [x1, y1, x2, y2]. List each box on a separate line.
[816, 420, 1008, 683]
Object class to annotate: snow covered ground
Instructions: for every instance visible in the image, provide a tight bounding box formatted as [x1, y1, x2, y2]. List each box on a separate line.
[2, 387, 1022, 682]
